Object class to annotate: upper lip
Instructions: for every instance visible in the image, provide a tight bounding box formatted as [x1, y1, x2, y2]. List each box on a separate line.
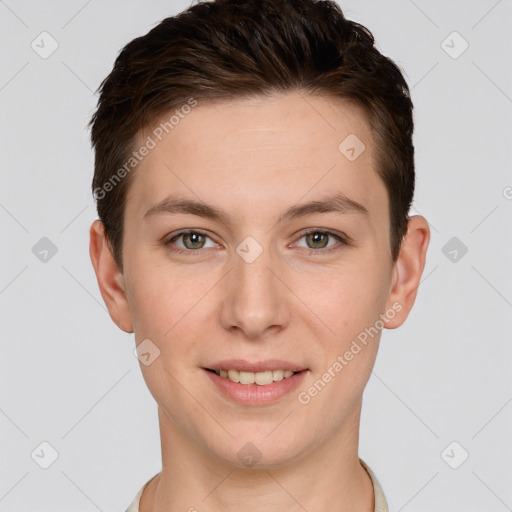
[205, 359, 308, 373]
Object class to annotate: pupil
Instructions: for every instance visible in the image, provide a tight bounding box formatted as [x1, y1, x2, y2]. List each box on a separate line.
[309, 232, 326, 248]
[187, 233, 203, 248]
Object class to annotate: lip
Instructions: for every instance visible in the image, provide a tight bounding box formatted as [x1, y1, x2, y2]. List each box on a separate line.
[203, 367, 309, 406]
[204, 359, 307, 373]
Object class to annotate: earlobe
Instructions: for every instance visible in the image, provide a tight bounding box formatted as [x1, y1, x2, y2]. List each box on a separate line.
[384, 215, 430, 329]
[89, 220, 134, 333]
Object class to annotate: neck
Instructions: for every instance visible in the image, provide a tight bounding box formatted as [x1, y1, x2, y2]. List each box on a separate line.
[140, 401, 374, 512]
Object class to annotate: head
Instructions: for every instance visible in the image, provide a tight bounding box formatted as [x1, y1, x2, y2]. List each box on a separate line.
[89, 0, 429, 469]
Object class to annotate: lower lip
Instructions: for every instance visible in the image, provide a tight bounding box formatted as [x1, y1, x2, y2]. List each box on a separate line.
[203, 369, 308, 405]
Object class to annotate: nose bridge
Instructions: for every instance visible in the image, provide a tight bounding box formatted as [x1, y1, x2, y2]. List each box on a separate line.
[222, 234, 288, 337]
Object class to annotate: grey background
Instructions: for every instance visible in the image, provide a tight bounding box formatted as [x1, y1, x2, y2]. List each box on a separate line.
[1, 0, 511, 510]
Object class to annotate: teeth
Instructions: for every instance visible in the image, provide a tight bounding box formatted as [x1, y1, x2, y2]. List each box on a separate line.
[214, 368, 297, 385]
[239, 371, 255, 384]
[273, 369, 284, 381]
[227, 369, 240, 383]
[254, 371, 273, 385]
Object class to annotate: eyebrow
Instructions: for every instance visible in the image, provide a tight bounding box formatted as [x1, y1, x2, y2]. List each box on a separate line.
[143, 192, 369, 225]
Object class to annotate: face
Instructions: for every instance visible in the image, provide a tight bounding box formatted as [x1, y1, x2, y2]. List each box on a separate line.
[93, 92, 422, 469]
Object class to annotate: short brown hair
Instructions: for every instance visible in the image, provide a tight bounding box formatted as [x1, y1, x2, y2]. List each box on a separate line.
[90, 0, 415, 270]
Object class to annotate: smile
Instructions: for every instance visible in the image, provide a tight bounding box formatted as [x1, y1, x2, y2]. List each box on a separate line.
[210, 368, 296, 385]
[203, 366, 309, 405]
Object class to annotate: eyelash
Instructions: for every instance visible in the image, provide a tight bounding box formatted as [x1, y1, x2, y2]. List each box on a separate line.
[163, 229, 348, 256]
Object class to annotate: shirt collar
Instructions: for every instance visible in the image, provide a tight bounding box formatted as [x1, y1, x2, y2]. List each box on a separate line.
[360, 458, 389, 512]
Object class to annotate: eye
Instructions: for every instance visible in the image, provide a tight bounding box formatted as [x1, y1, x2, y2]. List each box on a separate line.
[293, 229, 348, 254]
[163, 229, 348, 256]
[164, 230, 219, 255]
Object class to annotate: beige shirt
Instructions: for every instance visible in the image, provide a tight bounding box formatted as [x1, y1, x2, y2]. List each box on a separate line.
[125, 458, 388, 511]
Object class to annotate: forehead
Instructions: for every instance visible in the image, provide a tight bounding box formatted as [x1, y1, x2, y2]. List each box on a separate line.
[129, 92, 386, 225]
[142, 93, 373, 160]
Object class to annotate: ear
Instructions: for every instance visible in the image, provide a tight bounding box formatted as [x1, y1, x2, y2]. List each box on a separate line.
[89, 220, 134, 333]
[384, 215, 430, 329]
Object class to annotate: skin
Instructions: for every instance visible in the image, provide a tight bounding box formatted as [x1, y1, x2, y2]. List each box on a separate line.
[90, 91, 430, 511]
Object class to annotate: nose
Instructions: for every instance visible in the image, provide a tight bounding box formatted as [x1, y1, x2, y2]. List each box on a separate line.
[219, 238, 290, 340]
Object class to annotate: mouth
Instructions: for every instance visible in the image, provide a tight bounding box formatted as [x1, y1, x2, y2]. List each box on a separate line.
[205, 368, 301, 386]
[202, 359, 309, 404]
[203, 365, 309, 405]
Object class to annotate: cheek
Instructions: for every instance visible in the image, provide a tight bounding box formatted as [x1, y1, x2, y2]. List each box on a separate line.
[125, 248, 208, 336]
[126, 263, 209, 412]
[298, 260, 390, 342]
[299, 271, 386, 412]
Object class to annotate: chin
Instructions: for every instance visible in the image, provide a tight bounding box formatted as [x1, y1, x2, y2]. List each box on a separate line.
[209, 434, 308, 471]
